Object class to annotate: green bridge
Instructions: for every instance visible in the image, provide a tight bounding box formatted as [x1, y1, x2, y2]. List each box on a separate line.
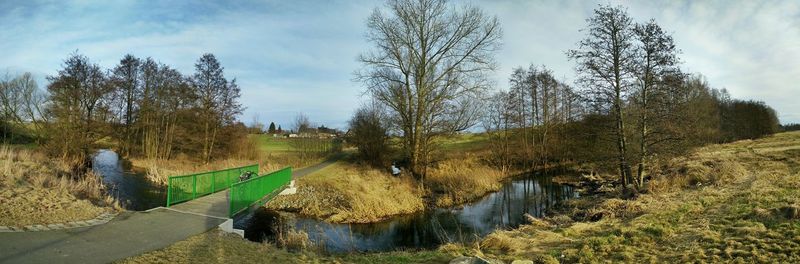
[166, 164, 292, 217]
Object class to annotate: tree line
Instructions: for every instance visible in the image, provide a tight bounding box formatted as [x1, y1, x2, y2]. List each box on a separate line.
[351, 0, 782, 190]
[1, 52, 245, 170]
[486, 6, 780, 189]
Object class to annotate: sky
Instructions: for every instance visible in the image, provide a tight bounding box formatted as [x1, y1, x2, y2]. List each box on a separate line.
[1, 0, 798, 129]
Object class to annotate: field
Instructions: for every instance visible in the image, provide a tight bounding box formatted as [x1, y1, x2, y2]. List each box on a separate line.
[254, 134, 296, 152]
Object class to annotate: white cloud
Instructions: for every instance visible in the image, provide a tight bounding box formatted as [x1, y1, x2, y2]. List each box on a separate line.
[1, 0, 798, 128]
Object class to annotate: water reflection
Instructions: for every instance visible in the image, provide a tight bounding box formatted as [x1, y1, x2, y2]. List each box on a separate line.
[92, 150, 166, 210]
[243, 172, 578, 252]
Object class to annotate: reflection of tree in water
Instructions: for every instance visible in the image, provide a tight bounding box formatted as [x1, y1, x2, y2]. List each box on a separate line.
[285, 172, 578, 252]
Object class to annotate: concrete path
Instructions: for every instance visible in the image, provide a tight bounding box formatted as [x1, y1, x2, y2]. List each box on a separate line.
[0, 208, 226, 264]
[292, 153, 344, 179]
[0, 156, 342, 264]
[169, 190, 229, 218]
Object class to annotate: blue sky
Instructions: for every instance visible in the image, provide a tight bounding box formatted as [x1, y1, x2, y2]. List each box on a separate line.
[1, 0, 798, 129]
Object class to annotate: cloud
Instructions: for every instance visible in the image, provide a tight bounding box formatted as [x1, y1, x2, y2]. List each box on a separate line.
[1, 0, 798, 128]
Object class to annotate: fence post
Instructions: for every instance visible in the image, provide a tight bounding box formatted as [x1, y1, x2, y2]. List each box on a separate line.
[166, 177, 172, 207]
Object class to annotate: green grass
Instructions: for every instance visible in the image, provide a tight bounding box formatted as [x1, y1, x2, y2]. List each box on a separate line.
[438, 133, 491, 152]
[253, 134, 296, 152]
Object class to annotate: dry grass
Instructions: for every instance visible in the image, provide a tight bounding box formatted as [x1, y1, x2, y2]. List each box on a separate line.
[0, 145, 115, 226]
[119, 230, 452, 264]
[460, 131, 800, 263]
[267, 162, 425, 223]
[427, 154, 510, 207]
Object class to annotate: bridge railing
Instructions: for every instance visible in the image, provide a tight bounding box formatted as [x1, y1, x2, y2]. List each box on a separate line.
[166, 164, 259, 206]
[229, 167, 292, 217]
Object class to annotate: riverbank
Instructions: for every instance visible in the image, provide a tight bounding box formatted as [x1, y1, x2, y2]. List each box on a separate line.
[265, 152, 517, 223]
[0, 145, 116, 227]
[266, 161, 425, 223]
[119, 230, 453, 263]
[461, 131, 800, 262]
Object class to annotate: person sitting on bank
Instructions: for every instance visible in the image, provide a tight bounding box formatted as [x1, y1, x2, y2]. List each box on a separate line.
[391, 162, 401, 176]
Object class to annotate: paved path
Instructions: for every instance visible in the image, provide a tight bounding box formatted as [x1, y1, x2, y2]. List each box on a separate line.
[0, 208, 226, 264]
[0, 156, 342, 264]
[292, 153, 344, 179]
[169, 190, 229, 218]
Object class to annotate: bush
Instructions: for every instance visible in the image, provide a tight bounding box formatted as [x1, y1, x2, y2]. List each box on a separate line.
[348, 104, 390, 167]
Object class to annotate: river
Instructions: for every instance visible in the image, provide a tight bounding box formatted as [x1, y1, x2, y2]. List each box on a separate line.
[92, 150, 577, 252]
[92, 150, 166, 211]
[237, 172, 578, 252]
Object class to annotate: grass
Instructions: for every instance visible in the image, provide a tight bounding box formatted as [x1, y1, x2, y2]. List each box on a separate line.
[437, 133, 491, 152]
[0, 145, 116, 226]
[463, 131, 800, 263]
[254, 134, 296, 152]
[266, 161, 425, 223]
[427, 153, 510, 207]
[118, 230, 453, 264]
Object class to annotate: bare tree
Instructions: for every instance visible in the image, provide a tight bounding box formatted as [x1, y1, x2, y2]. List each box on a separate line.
[357, 0, 502, 183]
[192, 53, 241, 163]
[631, 19, 681, 186]
[568, 5, 638, 187]
[46, 52, 114, 167]
[110, 54, 141, 156]
[293, 112, 311, 134]
[482, 90, 513, 173]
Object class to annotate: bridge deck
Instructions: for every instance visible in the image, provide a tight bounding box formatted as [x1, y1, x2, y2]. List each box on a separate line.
[168, 190, 229, 218]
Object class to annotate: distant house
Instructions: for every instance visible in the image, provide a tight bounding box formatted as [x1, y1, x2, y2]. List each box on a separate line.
[287, 133, 299, 138]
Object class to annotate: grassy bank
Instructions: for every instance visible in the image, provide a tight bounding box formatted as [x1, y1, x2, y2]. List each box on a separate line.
[427, 153, 511, 207]
[266, 133, 512, 223]
[266, 161, 425, 223]
[0, 145, 116, 226]
[465, 131, 800, 263]
[119, 230, 452, 263]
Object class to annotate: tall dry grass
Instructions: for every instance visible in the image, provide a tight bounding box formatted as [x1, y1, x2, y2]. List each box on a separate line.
[267, 162, 424, 223]
[427, 154, 508, 207]
[0, 145, 115, 226]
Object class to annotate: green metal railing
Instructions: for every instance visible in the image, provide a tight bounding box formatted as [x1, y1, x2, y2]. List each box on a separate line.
[229, 167, 292, 217]
[166, 164, 259, 206]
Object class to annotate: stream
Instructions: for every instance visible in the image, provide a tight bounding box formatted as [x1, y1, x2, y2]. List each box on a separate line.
[92, 150, 578, 252]
[236, 172, 578, 252]
[92, 150, 166, 211]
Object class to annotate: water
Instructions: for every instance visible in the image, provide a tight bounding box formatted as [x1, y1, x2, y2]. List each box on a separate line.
[238, 173, 578, 252]
[92, 150, 166, 211]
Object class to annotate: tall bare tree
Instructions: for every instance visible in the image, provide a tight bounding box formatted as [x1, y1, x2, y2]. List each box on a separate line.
[568, 5, 637, 187]
[110, 54, 142, 157]
[631, 20, 681, 186]
[192, 53, 241, 163]
[357, 0, 502, 183]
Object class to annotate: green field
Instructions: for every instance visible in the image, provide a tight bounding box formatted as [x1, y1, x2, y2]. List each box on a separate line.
[252, 134, 296, 152]
[439, 132, 491, 151]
